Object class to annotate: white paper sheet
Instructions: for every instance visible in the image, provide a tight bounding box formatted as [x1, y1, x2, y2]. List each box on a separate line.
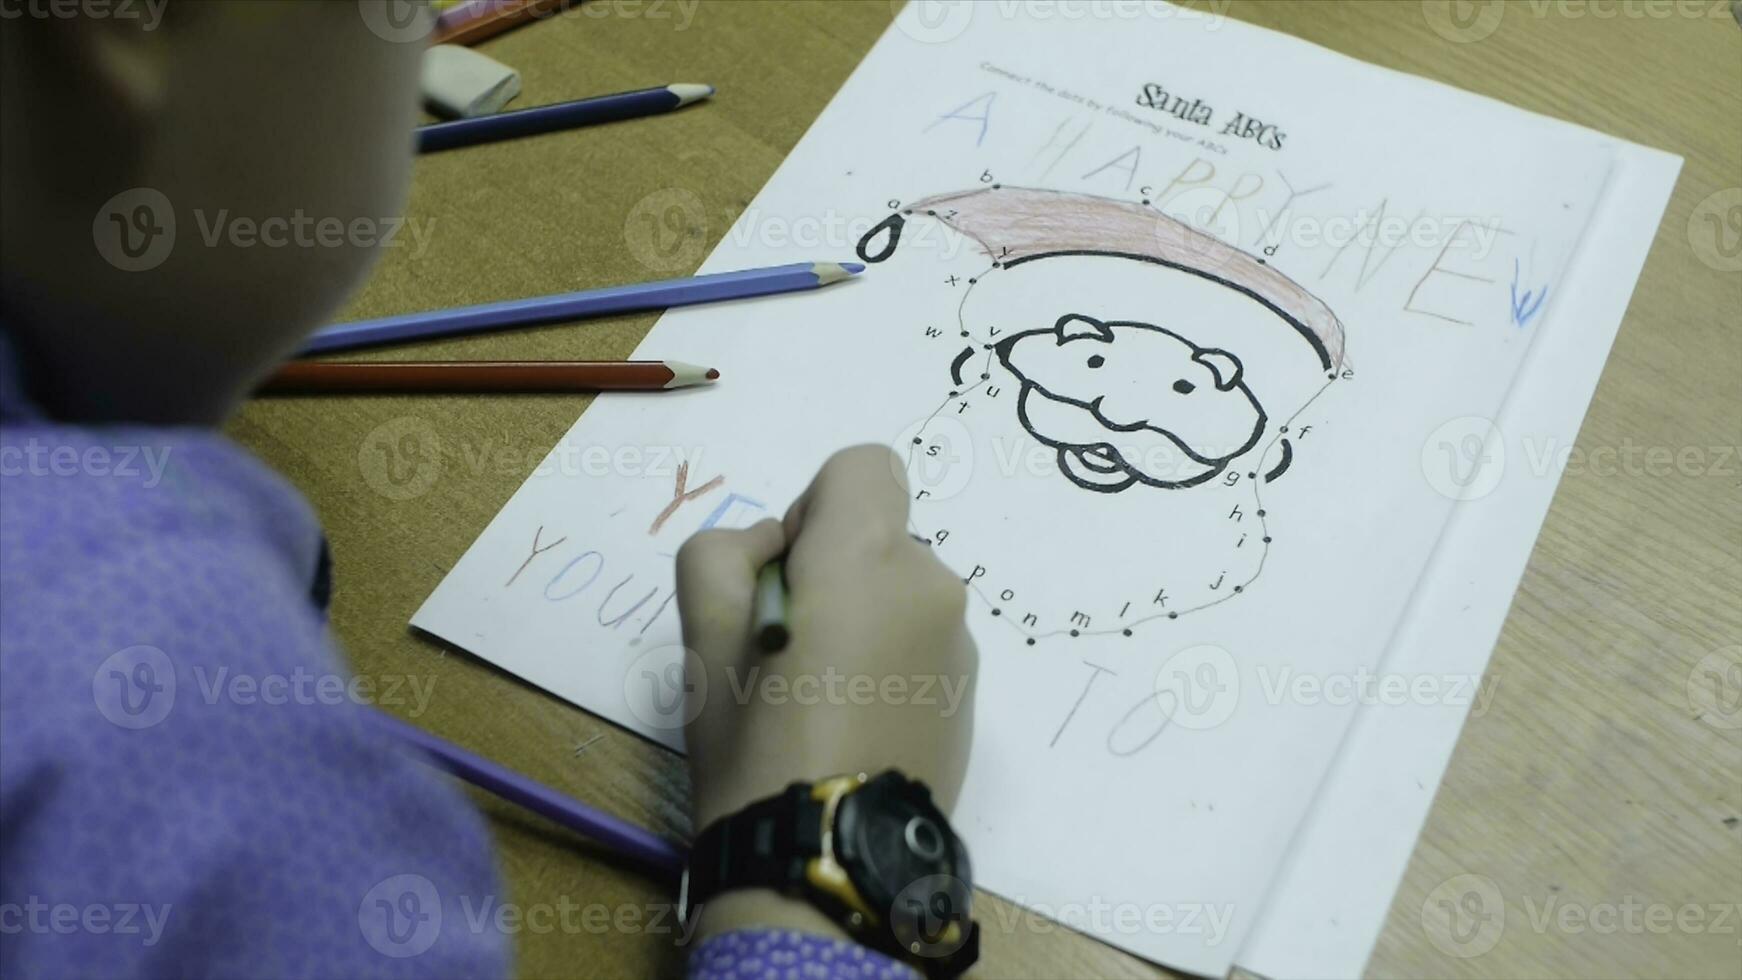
[413, 6, 1634, 975]
[1234, 143, 1682, 980]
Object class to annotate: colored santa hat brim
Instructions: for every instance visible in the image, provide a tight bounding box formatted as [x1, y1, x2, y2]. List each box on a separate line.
[906, 186, 1345, 372]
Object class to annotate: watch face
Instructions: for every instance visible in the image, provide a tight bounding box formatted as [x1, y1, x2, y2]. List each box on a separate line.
[835, 772, 974, 932]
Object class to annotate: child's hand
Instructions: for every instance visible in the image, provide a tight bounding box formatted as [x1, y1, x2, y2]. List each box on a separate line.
[676, 445, 977, 832]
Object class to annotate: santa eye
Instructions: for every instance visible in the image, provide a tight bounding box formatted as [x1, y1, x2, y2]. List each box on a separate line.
[1173, 379, 1195, 394]
[1087, 355, 1105, 369]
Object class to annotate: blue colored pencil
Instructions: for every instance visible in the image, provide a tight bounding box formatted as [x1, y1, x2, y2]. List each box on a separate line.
[417, 84, 714, 152]
[301, 261, 863, 354]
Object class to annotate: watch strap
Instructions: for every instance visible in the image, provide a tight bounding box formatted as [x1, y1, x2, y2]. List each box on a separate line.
[686, 782, 825, 907]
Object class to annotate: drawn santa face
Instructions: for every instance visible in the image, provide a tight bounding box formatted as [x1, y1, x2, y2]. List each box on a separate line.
[852, 186, 1348, 639]
[996, 313, 1267, 492]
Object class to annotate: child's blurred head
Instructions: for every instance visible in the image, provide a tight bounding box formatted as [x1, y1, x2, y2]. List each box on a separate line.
[1, 0, 430, 423]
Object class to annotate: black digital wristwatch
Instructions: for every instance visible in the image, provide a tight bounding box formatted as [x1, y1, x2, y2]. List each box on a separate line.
[680, 770, 979, 978]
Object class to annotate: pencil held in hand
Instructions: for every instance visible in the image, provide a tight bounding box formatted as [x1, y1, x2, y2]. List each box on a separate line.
[255, 360, 718, 395]
[754, 560, 791, 653]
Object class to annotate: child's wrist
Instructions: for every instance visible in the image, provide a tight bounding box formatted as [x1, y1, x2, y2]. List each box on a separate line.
[690, 888, 850, 946]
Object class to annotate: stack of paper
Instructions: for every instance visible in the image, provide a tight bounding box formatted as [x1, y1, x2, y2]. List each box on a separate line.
[412, 5, 1680, 975]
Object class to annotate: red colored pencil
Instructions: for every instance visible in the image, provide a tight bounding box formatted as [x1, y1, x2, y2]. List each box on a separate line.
[433, 0, 571, 47]
[255, 360, 718, 395]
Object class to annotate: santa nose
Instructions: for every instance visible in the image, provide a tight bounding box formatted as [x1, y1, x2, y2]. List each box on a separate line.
[1053, 313, 1114, 343]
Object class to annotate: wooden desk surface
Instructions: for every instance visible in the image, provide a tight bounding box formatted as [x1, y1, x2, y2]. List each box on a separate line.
[229, 2, 1742, 977]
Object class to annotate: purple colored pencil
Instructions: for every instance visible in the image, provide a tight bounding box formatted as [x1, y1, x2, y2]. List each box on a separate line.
[365, 709, 686, 876]
[417, 84, 713, 153]
[434, 0, 493, 32]
[301, 261, 863, 354]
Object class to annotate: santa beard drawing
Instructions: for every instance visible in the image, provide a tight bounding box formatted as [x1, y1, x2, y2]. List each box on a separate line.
[857, 186, 1348, 643]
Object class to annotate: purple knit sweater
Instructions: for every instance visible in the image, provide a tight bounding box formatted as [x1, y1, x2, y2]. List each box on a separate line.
[0, 334, 912, 979]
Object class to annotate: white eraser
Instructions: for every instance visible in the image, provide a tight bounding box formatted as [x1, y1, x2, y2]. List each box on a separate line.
[421, 44, 521, 119]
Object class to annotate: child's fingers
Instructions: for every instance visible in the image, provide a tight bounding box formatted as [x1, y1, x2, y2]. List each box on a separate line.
[674, 519, 787, 653]
[783, 444, 911, 548]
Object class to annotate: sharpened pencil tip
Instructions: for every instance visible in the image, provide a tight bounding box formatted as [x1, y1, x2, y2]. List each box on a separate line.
[665, 361, 717, 388]
[669, 83, 715, 107]
[811, 262, 864, 286]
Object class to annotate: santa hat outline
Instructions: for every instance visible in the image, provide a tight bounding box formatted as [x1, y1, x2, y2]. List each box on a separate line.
[902, 185, 1346, 372]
